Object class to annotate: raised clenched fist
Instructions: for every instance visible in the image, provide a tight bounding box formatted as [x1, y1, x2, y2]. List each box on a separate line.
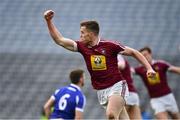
[147, 69, 156, 79]
[44, 10, 54, 21]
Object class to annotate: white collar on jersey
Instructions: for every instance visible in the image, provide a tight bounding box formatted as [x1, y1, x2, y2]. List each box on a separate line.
[96, 37, 100, 45]
[70, 84, 81, 91]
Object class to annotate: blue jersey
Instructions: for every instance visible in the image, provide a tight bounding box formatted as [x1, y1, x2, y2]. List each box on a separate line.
[50, 84, 86, 119]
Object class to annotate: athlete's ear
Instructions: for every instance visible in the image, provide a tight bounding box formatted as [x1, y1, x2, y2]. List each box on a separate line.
[80, 75, 84, 82]
[80, 74, 85, 84]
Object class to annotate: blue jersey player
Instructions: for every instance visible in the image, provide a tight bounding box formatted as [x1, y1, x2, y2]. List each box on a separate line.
[44, 69, 86, 119]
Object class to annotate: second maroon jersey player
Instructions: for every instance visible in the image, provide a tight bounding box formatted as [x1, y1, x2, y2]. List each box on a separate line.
[134, 60, 171, 98]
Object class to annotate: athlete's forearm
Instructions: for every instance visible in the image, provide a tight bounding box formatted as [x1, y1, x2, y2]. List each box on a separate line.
[75, 111, 83, 120]
[46, 20, 64, 45]
[43, 98, 54, 118]
[46, 20, 77, 51]
[132, 50, 152, 70]
[169, 66, 180, 74]
[44, 107, 51, 118]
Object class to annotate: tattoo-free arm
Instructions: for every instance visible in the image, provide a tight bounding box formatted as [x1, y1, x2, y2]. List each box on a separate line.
[44, 10, 77, 51]
[120, 46, 155, 77]
[168, 66, 180, 74]
[44, 97, 54, 118]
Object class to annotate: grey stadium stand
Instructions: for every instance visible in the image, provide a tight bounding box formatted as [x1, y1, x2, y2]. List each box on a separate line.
[0, 0, 179, 119]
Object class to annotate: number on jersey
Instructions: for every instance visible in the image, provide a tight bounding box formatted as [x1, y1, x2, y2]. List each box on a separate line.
[58, 94, 70, 110]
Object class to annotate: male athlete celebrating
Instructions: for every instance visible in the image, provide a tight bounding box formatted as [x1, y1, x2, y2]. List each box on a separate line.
[44, 10, 155, 119]
[133, 46, 180, 119]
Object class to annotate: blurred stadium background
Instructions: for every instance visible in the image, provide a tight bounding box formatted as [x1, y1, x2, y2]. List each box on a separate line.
[0, 0, 179, 119]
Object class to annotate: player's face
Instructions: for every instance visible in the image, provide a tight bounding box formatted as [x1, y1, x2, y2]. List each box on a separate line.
[80, 26, 93, 45]
[141, 50, 152, 63]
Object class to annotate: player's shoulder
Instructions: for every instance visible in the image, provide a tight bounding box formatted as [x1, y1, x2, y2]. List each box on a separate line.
[100, 39, 125, 48]
[55, 85, 70, 93]
[75, 40, 85, 46]
[100, 39, 120, 45]
[76, 90, 84, 97]
[54, 88, 62, 95]
[153, 59, 170, 65]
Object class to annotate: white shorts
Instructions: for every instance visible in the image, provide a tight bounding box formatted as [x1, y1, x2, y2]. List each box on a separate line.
[126, 92, 140, 106]
[150, 93, 179, 114]
[97, 80, 129, 108]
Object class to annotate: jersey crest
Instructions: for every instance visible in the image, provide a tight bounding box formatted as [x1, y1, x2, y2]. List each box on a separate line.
[147, 72, 160, 85]
[90, 55, 107, 70]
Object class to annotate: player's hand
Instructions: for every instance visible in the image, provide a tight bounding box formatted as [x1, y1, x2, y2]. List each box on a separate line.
[44, 10, 54, 21]
[146, 69, 156, 78]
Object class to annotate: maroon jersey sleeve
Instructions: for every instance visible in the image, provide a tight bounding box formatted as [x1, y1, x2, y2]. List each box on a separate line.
[76, 41, 80, 51]
[112, 41, 125, 54]
[157, 60, 171, 72]
[76, 41, 84, 54]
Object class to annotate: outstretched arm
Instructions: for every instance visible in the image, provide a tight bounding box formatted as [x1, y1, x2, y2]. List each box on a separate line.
[120, 46, 155, 77]
[44, 10, 77, 51]
[168, 66, 180, 74]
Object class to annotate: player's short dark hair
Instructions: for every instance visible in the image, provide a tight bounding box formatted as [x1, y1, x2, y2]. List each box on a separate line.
[80, 20, 99, 36]
[69, 69, 84, 84]
[139, 46, 152, 53]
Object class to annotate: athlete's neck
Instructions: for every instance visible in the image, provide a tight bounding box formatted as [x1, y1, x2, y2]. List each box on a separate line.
[89, 37, 100, 47]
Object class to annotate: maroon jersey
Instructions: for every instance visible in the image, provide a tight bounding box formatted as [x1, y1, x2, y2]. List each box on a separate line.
[135, 60, 171, 98]
[117, 55, 137, 92]
[76, 39, 125, 90]
[121, 60, 137, 92]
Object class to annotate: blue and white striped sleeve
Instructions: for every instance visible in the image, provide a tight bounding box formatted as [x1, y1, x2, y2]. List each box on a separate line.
[51, 89, 60, 100]
[75, 93, 86, 112]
